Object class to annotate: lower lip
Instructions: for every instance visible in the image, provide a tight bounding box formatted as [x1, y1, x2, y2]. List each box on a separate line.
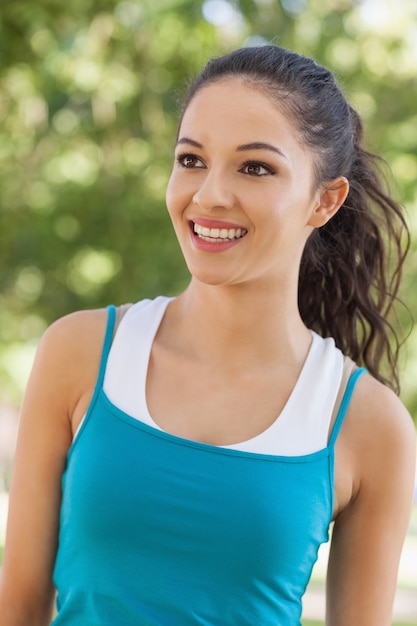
[190, 227, 245, 253]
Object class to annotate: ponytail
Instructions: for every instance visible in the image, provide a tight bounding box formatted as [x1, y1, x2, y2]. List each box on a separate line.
[299, 114, 409, 392]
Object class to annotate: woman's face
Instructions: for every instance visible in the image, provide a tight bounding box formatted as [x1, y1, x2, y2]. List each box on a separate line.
[166, 77, 327, 290]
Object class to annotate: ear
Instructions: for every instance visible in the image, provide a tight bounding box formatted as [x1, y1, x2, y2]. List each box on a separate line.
[308, 177, 349, 228]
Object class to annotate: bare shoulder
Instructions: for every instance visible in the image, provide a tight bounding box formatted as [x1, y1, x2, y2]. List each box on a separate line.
[40, 307, 109, 367]
[339, 371, 416, 508]
[42, 307, 109, 348]
[29, 307, 110, 429]
[347, 373, 415, 454]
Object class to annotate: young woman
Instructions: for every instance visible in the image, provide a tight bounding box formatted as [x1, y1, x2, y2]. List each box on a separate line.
[1, 45, 415, 626]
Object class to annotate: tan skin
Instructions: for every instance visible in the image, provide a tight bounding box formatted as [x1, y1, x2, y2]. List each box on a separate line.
[0, 79, 415, 626]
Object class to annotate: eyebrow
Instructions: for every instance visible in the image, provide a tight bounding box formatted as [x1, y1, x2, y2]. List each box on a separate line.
[176, 137, 203, 148]
[176, 137, 287, 160]
[237, 142, 287, 160]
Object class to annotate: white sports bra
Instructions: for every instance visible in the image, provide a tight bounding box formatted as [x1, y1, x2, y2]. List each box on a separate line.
[92, 296, 346, 456]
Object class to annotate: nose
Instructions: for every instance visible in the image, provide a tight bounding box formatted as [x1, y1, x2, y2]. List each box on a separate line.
[192, 167, 235, 211]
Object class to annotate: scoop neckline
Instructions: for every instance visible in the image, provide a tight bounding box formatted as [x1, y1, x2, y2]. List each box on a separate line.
[118, 297, 321, 451]
[98, 385, 331, 463]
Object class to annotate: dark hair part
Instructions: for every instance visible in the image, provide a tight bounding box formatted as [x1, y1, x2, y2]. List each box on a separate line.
[181, 45, 410, 393]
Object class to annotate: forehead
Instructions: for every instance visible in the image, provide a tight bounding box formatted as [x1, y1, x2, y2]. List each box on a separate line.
[179, 78, 307, 159]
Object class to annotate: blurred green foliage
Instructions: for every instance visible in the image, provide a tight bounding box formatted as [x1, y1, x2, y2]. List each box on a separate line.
[1, 0, 417, 416]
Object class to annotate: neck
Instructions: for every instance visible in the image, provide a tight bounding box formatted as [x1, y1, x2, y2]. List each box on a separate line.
[166, 278, 311, 367]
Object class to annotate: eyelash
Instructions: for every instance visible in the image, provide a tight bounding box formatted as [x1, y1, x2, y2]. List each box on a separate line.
[175, 152, 275, 177]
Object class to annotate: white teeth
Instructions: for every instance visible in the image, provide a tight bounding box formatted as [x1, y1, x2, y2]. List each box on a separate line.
[193, 223, 247, 242]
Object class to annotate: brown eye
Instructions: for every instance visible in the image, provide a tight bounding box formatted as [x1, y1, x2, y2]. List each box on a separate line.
[246, 164, 263, 175]
[177, 153, 205, 168]
[240, 161, 275, 176]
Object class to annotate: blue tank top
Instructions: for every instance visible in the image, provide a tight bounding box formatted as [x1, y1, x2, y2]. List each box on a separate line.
[52, 305, 365, 625]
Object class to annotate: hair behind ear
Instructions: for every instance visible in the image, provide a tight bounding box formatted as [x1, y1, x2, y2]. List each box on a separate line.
[299, 146, 409, 393]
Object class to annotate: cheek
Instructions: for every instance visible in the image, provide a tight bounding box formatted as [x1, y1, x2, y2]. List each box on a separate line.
[166, 172, 198, 222]
[165, 171, 181, 219]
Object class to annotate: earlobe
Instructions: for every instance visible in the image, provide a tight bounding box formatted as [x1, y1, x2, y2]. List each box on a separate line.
[308, 177, 349, 228]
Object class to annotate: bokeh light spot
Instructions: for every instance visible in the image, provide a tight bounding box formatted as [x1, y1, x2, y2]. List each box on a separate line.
[202, 0, 235, 26]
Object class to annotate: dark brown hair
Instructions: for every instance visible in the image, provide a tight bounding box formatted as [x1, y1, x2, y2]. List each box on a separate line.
[180, 45, 409, 392]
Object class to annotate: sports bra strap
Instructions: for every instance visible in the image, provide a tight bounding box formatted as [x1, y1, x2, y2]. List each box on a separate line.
[330, 356, 356, 426]
[328, 366, 367, 448]
[114, 303, 133, 336]
[96, 305, 117, 388]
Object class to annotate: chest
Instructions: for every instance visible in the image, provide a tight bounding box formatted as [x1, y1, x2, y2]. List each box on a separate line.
[146, 345, 299, 446]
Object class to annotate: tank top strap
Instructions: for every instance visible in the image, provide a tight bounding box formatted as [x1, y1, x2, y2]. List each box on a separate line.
[96, 305, 117, 388]
[328, 367, 367, 449]
[70, 305, 117, 446]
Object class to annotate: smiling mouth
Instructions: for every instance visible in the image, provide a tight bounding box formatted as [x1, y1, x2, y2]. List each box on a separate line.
[192, 222, 248, 243]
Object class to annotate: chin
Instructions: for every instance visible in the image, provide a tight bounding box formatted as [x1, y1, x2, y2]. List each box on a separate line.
[188, 267, 238, 288]
[184, 257, 246, 288]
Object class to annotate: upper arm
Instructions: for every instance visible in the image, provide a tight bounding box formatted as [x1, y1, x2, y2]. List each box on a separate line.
[326, 377, 416, 626]
[0, 309, 107, 625]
